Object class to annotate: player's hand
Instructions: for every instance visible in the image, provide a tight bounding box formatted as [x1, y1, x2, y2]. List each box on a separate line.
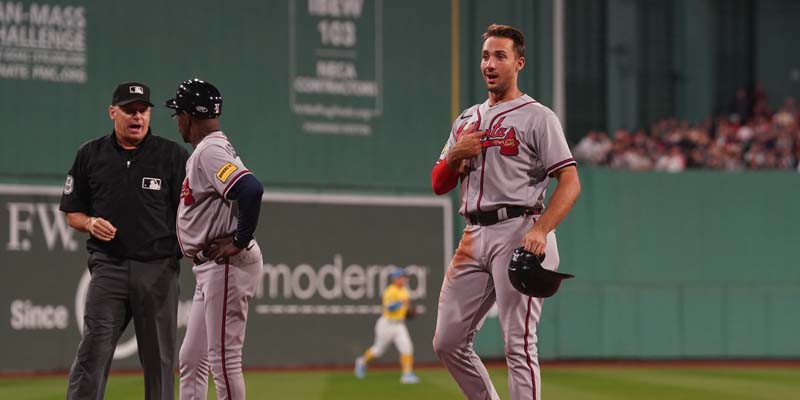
[446, 124, 484, 169]
[521, 225, 547, 257]
[86, 217, 117, 241]
[205, 236, 243, 264]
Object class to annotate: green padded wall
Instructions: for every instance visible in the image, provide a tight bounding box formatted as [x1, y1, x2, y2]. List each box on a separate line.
[476, 168, 800, 359]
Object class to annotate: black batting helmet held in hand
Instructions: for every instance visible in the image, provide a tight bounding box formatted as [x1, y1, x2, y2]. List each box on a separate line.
[508, 247, 574, 298]
[165, 78, 222, 119]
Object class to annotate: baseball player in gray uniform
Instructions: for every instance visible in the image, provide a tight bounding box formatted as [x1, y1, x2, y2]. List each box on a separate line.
[430, 25, 581, 400]
[166, 79, 265, 400]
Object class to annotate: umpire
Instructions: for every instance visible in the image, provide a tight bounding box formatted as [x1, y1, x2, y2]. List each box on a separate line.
[60, 81, 189, 400]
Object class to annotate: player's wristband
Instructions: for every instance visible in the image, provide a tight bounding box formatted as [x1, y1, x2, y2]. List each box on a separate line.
[431, 160, 460, 195]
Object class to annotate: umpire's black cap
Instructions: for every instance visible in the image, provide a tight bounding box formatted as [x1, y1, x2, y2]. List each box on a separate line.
[112, 81, 154, 107]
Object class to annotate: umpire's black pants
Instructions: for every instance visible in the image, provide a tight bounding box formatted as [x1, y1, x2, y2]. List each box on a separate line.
[66, 252, 179, 400]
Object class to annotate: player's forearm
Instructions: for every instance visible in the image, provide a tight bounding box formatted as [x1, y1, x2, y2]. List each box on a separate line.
[534, 167, 580, 233]
[431, 160, 459, 195]
[444, 152, 464, 172]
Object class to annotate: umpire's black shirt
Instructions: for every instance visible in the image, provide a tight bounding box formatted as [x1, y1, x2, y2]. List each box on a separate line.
[60, 130, 190, 261]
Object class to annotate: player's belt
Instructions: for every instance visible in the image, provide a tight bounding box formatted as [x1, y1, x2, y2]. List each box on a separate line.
[467, 206, 541, 226]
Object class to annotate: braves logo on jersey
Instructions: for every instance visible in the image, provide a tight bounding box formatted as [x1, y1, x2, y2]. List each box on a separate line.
[455, 116, 520, 157]
[483, 116, 520, 156]
[455, 121, 470, 138]
[181, 178, 195, 206]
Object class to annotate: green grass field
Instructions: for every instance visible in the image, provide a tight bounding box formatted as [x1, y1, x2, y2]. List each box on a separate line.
[2, 366, 798, 399]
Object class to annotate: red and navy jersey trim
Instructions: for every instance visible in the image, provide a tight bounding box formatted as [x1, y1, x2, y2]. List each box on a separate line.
[222, 169, 251, 198]
[545, 158, 577, 177]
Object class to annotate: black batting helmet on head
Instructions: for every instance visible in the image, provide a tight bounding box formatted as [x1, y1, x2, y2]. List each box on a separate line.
[165, 78, 222, 119]
[508, 247, 574, 298]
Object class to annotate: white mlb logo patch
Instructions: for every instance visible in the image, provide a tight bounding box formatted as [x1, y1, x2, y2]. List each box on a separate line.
[142, 177, 161, 191]
[129, 86, 144, 94]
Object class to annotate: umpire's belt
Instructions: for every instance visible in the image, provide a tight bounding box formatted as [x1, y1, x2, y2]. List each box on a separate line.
[467, 206, 541, 226]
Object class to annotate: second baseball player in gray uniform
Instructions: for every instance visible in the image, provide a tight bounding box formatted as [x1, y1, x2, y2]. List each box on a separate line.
[431, 25, 581, 400]
[166, 79, 265, 400]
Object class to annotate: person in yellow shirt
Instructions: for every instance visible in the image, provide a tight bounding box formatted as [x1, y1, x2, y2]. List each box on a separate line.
[354, 268, 419, 384]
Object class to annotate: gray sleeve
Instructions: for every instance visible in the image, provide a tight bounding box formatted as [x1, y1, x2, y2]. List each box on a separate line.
[197, 144, 251, 198]
[535, 111, 577, 176]
[437, 122, 459, 162]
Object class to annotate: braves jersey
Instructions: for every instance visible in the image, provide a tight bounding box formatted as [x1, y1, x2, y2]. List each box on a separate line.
[177, 131, 252, 258]
[382, 284, 410, 321]
[439, 94, 576, 216]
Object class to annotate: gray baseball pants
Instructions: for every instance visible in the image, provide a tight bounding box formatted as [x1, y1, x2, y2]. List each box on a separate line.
[179, 241, 262, 400]
[433, 216, 560, 400]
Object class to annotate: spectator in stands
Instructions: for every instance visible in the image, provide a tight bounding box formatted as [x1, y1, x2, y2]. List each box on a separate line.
[773, 98, 797, 128]
[624, 146, 652, 171]
[722, 143, 744, 171]
[576, 94, 800, 172]
[654, 145, 685, 172]
[574, 130, 611, 165]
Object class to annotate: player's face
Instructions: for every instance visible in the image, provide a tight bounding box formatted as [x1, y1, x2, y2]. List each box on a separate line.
[393, 276, 407, 287]
[175, 112, 192, 143]
[109, 101, 151, 148]
[481, 37, 524, 94]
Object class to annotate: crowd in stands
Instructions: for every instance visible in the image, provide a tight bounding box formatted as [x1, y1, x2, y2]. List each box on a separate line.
[574, 88, 800, 172]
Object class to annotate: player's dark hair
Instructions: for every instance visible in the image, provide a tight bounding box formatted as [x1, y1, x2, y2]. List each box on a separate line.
[481, 24, 525, 59]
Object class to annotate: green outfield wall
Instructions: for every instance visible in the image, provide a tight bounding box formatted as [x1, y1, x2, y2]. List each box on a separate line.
[475, 168, 800, 359]
[0, 0, 556, 191]
[4, 0, 799, 188]
[0, 0, 454, 190]
[2, 168, 798, 373]
[0, 186, 452, 372]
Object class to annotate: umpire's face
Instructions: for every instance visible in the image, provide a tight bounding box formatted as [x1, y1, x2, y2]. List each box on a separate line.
[109, 101, 151, 148]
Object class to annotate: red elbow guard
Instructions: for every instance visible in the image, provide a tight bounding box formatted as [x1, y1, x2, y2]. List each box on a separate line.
[431, 160, 459, 195]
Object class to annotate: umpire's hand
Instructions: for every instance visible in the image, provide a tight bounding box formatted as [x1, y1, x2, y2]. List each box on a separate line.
[205, 236, 243, 264]
[86, 217, 117, 241]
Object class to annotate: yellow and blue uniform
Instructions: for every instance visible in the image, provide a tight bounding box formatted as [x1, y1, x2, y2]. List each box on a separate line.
[382, 284, 410, 321]
[355, 271, 419, 384]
